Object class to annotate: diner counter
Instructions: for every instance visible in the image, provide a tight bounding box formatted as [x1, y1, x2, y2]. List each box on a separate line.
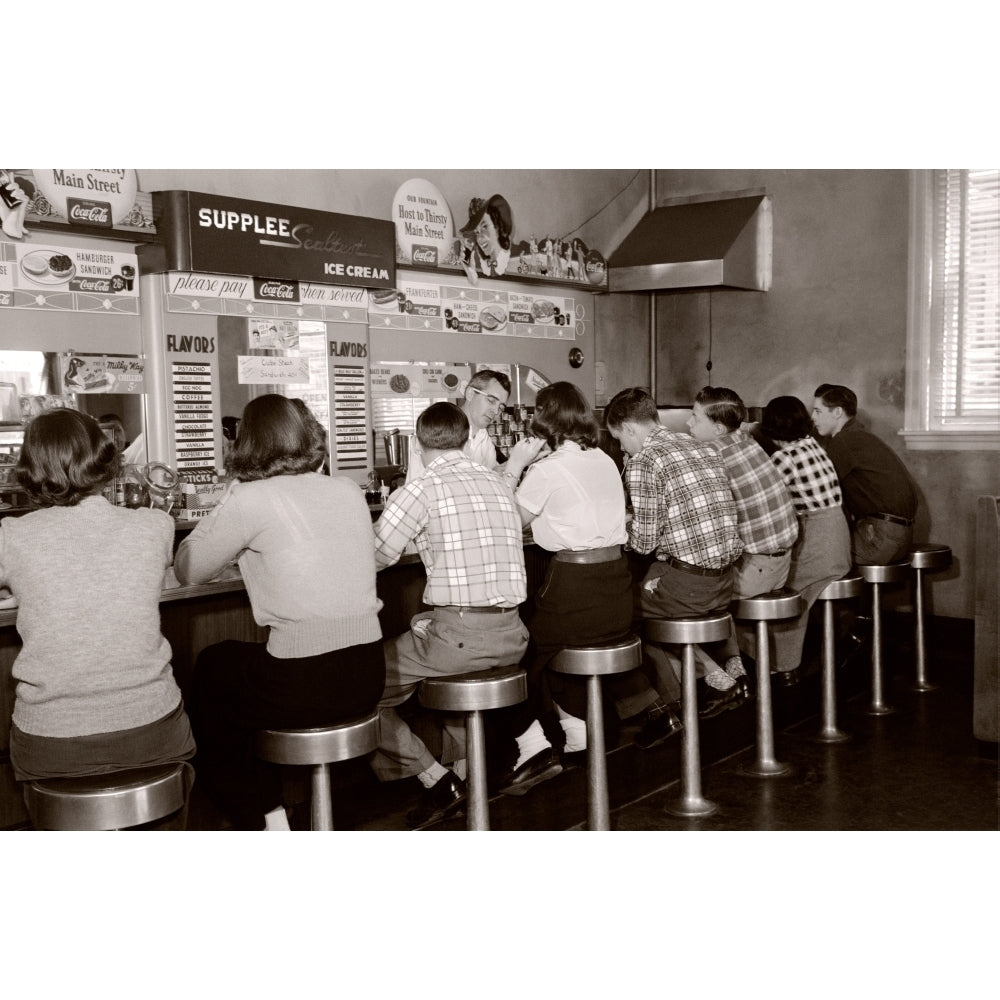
[0, 540, 553, 829]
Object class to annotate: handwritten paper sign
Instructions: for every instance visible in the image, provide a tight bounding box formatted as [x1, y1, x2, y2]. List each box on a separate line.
[237, 355, 311, 385]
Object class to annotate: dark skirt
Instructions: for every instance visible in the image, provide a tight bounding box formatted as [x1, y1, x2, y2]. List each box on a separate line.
[10, 699, 195, 782]
[188, 638, 386, 830]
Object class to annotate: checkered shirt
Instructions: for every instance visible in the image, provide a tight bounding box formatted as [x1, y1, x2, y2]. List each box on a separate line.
[374, 451, 527, 608]
[624, 427, 742, 569]
[712, 428, 799, 553]
[770, 436, 843, 512]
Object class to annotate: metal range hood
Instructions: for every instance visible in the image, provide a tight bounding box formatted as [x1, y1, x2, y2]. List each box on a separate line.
[608, 192, 773, 292]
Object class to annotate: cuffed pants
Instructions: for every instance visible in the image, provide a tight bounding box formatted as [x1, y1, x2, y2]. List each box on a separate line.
[370, 607, 529, 782]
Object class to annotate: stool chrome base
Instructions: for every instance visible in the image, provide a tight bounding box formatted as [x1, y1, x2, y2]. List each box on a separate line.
[667, 641, 719, 813]
[740, 758, 793, 778]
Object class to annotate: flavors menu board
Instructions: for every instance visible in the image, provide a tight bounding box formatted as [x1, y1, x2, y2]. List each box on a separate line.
[171, 362, 219, 483]
[368, 279, 580, 340]
[332, 365, 368, 469]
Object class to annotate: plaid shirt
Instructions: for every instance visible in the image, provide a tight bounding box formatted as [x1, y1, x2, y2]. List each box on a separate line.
[771, 436, 843, 512]
[625, 427, 742, 570]
[374, 451, 526, 608]
[712, 428, 799, 553]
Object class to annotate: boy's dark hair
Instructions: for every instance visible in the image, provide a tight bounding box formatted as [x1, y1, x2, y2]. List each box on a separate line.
[417, 402, 470, 452]
[814, 383, 858, 417]
[694, 386, 747, 431]
[604, 387, 658, 430]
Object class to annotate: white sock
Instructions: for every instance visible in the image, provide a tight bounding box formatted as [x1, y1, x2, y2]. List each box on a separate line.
[452, 759, 467, 781]
[725, 655, 747, 679]
[514, 719, 552, 768]
[556, 705, 587, 752]
[704, 669, 736, 691]
[417, 761, 449, 788]
[263, 806, 290, 831]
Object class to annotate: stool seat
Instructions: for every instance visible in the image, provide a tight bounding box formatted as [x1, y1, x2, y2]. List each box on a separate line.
[419, 665, 527, 830]
[857, 561, 911, 584]
[419, 664, 527, 713]
[909, 544, 952, 571]
[255, 712, 380, 766]
[25, 762, 188, 831]
[732, 588, 804, 621]
[550, 634, 641, 677]
[644, 612, 732, 646]
[818, 574, 865, 602]
[254, 712, 380, 831]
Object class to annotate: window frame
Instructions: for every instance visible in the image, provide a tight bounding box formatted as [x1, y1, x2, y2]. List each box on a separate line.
[902, 169, 1000, 451]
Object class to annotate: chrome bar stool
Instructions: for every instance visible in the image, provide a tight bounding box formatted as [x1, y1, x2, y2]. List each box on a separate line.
[814, 574, 865, 743]
[857, 560, 911, 715]
[420, 665, 527, 831]
[549, 633, 642, 831]
[255, 711, 380, 831]
[908, 544, 952, 692]
[645, 613, 732, 818]
[731, 588, 805, 777]
[24, 762, 189, 830]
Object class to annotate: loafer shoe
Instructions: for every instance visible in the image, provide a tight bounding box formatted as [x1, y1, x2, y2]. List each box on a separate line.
[771, 667, 801, 688]
[406, 772, 466, 829]
[634, 706, 684, 750]
[497, 747, 563, 796]
[698, 682, 745, 719]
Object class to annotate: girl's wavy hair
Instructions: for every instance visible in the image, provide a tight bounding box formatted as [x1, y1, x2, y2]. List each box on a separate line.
[16, 408, 118, 507]
[227, 395, 327, 482]
[530, 381, 598, 450]
[761, 395, 813, 443]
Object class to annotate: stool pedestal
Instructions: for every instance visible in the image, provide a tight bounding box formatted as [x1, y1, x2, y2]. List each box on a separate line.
[420, 665, 527, 831]
[814, 575, 864, 743]
[550, 634, 642, 830]
[732, 589, 804, 777]
[858, 561, 911, 715]
[255, 712, 380, 831]
[909, 544, 952, 693]
[645, 613, 732, 818]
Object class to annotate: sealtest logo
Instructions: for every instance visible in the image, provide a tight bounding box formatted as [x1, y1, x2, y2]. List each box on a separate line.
[67, 198, 112, 226]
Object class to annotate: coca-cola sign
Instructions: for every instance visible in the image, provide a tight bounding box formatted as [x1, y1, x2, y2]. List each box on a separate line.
[67, 198, 112, 227]
[411, 244, 438, 266]
[253, 277, 300, 302]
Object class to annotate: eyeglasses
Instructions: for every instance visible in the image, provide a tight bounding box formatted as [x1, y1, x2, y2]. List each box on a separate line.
[468, 385, 506, 409]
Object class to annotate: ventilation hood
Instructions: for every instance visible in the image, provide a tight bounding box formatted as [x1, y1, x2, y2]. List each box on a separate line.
[608, 193, 772, 292]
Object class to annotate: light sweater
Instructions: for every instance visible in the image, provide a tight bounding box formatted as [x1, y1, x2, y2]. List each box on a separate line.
[174, 472, 382, 658]
[0, 496, 182, 738]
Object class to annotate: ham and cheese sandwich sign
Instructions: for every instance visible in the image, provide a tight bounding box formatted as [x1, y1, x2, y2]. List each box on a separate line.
[149, 190, 395, 290]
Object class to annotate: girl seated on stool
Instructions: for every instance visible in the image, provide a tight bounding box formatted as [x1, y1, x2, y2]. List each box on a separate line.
[0, 409, 195, 828]
[174, 395, 385, 830]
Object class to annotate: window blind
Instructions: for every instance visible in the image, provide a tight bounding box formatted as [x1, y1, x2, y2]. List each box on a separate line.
[930, 169, 1000, 428]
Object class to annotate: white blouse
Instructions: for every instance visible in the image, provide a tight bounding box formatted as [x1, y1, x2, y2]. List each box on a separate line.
[516, 441, 628, 552]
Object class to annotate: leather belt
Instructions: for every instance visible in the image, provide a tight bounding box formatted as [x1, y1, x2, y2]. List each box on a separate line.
[553, 545, 623, 564]
[752, 550, 788, 558]
[660, 554, 730, 577]
[434, 605, 517, 615]
[869, 512, 914, 527]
